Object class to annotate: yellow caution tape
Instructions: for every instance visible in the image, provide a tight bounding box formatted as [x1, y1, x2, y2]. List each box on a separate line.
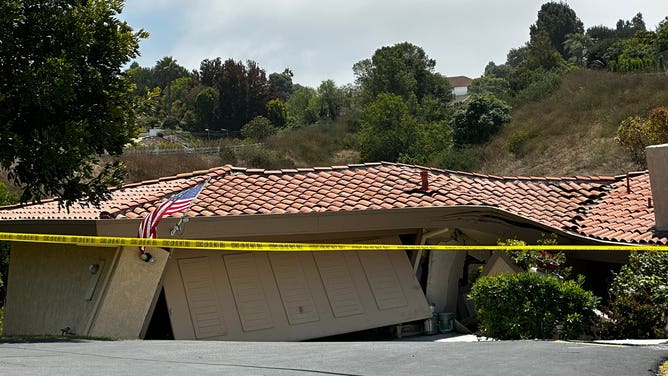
[0, 231, 667, 252]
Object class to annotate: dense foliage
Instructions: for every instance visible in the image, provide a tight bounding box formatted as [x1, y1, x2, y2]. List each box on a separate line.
[353, 42, 452, 106]
[470, 272, 598, 339]
[353, 42, 455, 165]
[241, 116, 276, 142]
[0, 0, 145, 206]
[452, 95, 512, 145]
[530, 1, 584, 58]
[616, 106, 668, 168]
[601, 252, 668, 339]
[469, 235, 598, 340]
[358, 93, 417, 162]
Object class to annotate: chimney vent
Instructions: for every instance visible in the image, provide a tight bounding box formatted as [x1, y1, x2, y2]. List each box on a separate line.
[646, 144, 668, 231]
[420, 171, 429, 191]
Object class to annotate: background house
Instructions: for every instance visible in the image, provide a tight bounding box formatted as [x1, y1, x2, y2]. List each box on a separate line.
[447, 76, 474, 102]
[1, 145, 667, 340]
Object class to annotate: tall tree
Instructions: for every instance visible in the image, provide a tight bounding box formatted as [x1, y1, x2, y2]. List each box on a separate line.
[525, 31, 565, 70]
[268, 68, 294, 101]
[244, 60, 270, 124]
[0, 0, 145, 206]
[358, 93, 417, 162]
[285, 85, 319, 125]
[353, 42, 452, 106]
[563, 33, 592, 67]
[126, 62, 156, 96]
[194, 86, 219, 131]
[197, 58, 224, 87]
[154, 56, 188, 114]
[530, 1, 584, 58]
[317, 80, 345, 121]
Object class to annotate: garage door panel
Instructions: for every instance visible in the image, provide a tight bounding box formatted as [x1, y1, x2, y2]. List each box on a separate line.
[224, 253, 274, 332]
[269, 253, 320, 325]
[178, 257, 228, 339]
[358, 251, 408, 310]
[314, 252, 364, 318]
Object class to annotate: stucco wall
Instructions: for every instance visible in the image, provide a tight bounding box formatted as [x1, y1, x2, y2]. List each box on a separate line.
[453, 86, 468, 96]
[88, 247, 168, 339]
[3, 243, 116, 336]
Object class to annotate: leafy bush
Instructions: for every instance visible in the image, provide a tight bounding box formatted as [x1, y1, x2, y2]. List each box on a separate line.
[358, 93, 417, 162]
[433, 147, 482, 172]
[505, 130, 531, 157]
[0, 182, 19, 206]
[616, 106, 668, 168]
[218, 147, 237, 165]
[237, 146, 295, 169]
[452, 94, 512, 146]
[241, 116, 276, 141]
[503, 234, 572, 279]
[600, 251, 668, 339]
[469, 272, 598, 339]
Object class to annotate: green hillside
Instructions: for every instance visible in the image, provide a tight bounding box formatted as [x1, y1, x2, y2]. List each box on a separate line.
[475, 70, 668, 177]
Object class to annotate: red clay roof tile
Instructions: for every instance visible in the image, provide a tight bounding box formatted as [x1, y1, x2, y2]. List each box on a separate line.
[1, 162, 666, 244]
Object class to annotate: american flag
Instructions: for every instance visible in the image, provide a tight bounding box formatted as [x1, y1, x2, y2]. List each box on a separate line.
[138, 180, 207, 252]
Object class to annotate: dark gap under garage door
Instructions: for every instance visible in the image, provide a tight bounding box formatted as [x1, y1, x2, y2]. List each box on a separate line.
[144, 288, 174, 340]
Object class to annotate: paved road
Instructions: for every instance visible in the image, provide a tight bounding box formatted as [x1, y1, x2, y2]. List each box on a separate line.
[0, 339, 666, 375]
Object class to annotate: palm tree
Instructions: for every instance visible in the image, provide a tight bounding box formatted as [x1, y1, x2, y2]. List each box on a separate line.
[563, 33, 593, 67]
[154, 56, 188, 113]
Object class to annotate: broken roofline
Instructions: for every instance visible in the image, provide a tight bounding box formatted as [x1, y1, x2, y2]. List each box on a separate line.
[0, 205, 656, 248]
[0, 161, 662, 245]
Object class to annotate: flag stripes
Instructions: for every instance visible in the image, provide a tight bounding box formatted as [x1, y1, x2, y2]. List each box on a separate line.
[138, 180, 207, 252]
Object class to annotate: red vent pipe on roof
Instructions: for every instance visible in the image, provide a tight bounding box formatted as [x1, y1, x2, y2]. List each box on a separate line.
[420, 171, 429, 191]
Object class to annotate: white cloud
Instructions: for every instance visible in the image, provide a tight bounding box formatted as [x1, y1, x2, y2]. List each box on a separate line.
[121, 0, 668, 87]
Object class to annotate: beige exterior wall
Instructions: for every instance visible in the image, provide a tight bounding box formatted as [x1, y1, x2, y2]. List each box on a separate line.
[163, 246, 431, 341]
[3, 243, 116, 336]
[646, 143, 668, 231]
[426, 250, 467, 314]
[482, 252, 522, 277]
[3, 242, 168, 339]
[88, 247, 169, 339]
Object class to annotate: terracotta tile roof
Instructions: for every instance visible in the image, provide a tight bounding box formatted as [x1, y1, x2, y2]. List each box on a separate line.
[447, 76, 473, 87]
[0, 162, 666, 244]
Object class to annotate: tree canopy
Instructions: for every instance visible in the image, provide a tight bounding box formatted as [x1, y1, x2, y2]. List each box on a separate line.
[0, 0, 145, 207]
[452, 94, 512, 145]
[358, 93, 417, 162]
[530, 1, 584, 58]
[353, 42, 452, 106]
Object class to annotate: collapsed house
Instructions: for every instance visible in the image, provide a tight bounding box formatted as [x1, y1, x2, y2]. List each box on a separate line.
[1, 144, 667, 340]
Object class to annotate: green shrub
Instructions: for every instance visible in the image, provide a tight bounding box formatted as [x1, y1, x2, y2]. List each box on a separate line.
[241, 116, 276, 142]
[0, 182, 18, 206]
[505, 130, 531, 157]
[218, 147, 237, 165]
[237, 146, 295, 169]
[502, 234, 572, 279]
[452, 94, 512, 146]
[433, 147, 482, 172]
[469, 272, 598, 339]
[600, 251, 668, 339]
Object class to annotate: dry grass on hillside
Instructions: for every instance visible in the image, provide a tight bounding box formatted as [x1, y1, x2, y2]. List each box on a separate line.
[114, 121, 361, 183]
[477, 70, 668, 177]
[114, 154, 224, 183]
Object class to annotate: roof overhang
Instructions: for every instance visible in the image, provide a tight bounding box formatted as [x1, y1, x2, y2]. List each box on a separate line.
[0, 205, 635, 246]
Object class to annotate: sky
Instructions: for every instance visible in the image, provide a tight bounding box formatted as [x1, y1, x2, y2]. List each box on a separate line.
[120, 0, 667, 88]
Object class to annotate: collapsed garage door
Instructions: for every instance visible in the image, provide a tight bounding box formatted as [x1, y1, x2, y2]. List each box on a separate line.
[162, 247, 431, 341]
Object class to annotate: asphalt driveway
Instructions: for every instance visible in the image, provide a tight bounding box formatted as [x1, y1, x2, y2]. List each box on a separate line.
[0, 339, 666, 375]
